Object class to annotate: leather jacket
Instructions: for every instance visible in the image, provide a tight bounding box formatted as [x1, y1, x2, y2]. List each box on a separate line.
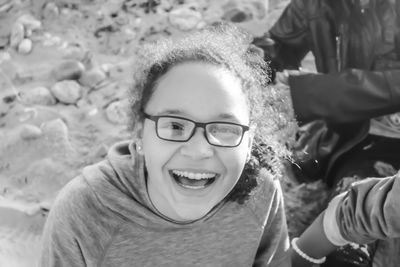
[254, 0, 400, 185]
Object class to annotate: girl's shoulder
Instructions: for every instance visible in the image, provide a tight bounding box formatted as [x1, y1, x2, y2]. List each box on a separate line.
[244, 168, 284, 224]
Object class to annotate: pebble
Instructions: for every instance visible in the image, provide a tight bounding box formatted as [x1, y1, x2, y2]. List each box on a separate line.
[52, 60, 85, 81]
[39, 118, 72, 154]
[18, 107, 37, 122]
[93, 144, 108, 158]
[17, 14, 42, 32]
[40, 118, 68, 136]
[9, 22, 25, 48]
[78, 68, 107, 88]
[42, 33, 62, 47]
[100, 63, 112, 75]
[222, 1, 269, 22]
[0, 51, 10, 63]
[223, 8, 252, 23]
[20, 86, 56, 106]
[17, 38, 33, 54]
[76, 98, 90, 108]
[20, 124, 43, 140]
[105, 100, 128, 124]
[50, 80, 83, 104]
[0, 36, 8, 48]
[42, 2, 60, 20]
[60, 44, 87, 60]
[40, 200, 52, 212]
[168, 7, 203, 31]
[2, 94, 16, 103]
[0, 0, 12, 15]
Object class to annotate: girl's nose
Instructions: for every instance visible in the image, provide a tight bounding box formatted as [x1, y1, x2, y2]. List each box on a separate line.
[179, 128, 214, 159]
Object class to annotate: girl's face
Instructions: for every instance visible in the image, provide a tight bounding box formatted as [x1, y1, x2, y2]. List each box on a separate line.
[138, 62, 253, 222]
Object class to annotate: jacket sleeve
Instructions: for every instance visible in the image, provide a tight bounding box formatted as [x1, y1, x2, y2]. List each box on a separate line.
[330, 174, 400, 244]
[253, 180, 291, 267]
[252, 0, 310, 71]
[289, 69, 400, 123]
[268, 0, 311, 70]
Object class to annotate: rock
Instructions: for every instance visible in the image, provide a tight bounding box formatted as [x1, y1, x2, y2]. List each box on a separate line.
[52, 60, 85, 81]
[20, 124, 43, 140]
[17, 14, 42, 32]
[0, 35, 8, 48]
[9, 22, 25, 48]
[20, 86, 56, 106]
[105, 100, 128, 124]
[50, 80, 82, 104]
[40, 118, 68, 136]
[17, 38, 33, 54]
[93, 144, 108, 158]
[42, 2, 59, 20]
[0, 51, 10, 63]
[222, 8, 253, 23]
[42, 32, 62, 47]
[78, 68, 107, 88]
[60, 44, 87, 60]
[168, 7, 203, 31]
[0, 0, 12, 15]
[40, 200, 52, 212]
[39, 118, 75, 157]
[76, 98, 90, 108]
[100, 63, 112, 75]
[18, 107, 38, 122]
[2, 94, 16, 104]
[222, 0, 269, 22]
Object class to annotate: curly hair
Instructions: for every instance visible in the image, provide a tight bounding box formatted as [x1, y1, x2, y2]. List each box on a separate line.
[128, 22, 297, 204]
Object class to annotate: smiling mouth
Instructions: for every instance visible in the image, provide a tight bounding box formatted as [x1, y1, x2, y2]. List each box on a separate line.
[170, 170, 218, 190]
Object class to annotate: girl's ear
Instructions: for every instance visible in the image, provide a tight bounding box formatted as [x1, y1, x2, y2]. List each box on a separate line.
[246, 125, 256, 162]
[134, 121, 144, 155]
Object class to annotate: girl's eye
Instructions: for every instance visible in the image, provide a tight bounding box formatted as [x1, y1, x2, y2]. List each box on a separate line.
[170, 122, 184, 131]
[158, 118, 191, 139]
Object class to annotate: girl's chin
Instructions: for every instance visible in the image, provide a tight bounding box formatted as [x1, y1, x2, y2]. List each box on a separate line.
[171, 203, 214, 222]
[173, 211, 209, 222]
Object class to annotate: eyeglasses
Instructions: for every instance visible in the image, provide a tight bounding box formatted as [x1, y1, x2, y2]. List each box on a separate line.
[143, 113, 250, 147]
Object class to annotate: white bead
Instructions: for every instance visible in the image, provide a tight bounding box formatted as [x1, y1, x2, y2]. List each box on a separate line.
[291, 237, 326, 264]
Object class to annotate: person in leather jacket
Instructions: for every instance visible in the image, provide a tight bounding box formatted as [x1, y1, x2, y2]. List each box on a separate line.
[253, 0, 400, 266]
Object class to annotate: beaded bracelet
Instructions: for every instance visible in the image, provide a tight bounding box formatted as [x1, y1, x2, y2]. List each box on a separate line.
[291, 237, 326, 264]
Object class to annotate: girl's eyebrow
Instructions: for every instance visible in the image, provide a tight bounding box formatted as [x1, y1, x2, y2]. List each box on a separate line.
[218, 113, 239, 120]
[156, 109, 185, 116]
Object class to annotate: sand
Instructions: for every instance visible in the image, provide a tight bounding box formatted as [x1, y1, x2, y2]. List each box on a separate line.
[0, 1, 330, 266]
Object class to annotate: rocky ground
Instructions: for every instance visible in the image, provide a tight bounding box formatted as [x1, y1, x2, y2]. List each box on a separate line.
[0, 1, 330, 266]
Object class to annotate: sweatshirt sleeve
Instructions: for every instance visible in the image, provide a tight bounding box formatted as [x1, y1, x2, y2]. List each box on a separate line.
[253, 180, 291, 267]
[39, 176, 110, 267]
[324, 174, 400, 245]
[39, 177, 88, 267]
[289, 69, 400, 124]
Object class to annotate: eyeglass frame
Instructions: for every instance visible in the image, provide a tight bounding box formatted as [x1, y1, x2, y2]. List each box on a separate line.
[142, 112, 250, 148]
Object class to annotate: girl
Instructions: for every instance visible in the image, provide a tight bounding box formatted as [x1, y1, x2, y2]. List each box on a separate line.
[39, 23, 296, 267]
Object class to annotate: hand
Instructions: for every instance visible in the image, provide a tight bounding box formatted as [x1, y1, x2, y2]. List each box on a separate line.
[251, 35, 276, 60]
[275, 69, 313, 85]
[248, 44, 265, 58]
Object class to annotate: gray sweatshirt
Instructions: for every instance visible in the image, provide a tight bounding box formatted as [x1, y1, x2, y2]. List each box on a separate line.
[39, 141, 291, 267]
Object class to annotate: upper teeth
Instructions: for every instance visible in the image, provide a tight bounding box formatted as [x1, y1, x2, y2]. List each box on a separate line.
[172, 170, 216, 180]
